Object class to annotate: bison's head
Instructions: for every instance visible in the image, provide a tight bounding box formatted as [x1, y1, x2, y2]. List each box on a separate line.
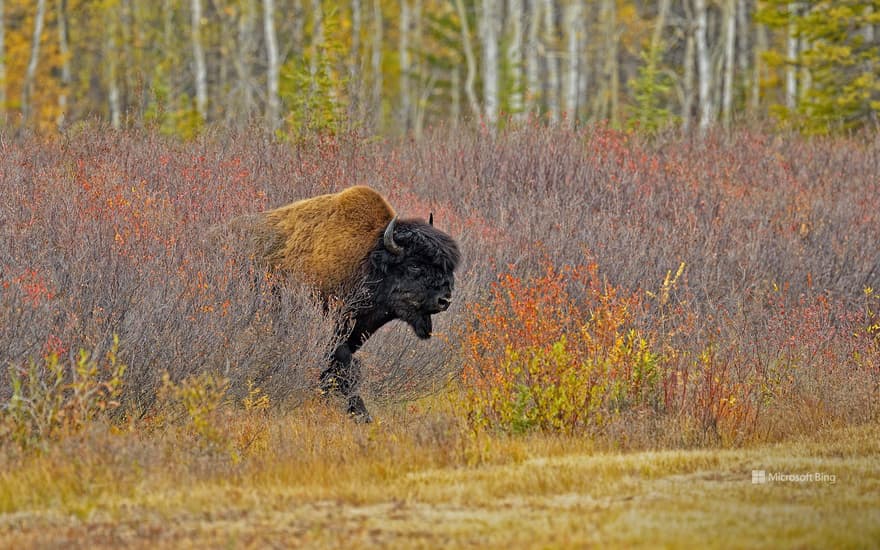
[367, 216, 461, 339]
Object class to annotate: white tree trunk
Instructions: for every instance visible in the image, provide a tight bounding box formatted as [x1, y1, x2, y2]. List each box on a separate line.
[694, 0, 713, 132]
[651, 0, 671, 52]
[480, 0, 499, 126]
[866, 6, 875, 42]
[564, 0, 582, 126]
[722, 0, 736, 129]
[22, 0, 47, 123]
[865, 6, 875, 90]
[542, 0, 559, 123]
[451, 65, 460, 126]
[506, 0, 524, 119]
[454, 0, 480, 119]
[309, 0, 324, 96]
[263, 0, 280, 131]
[235, 0, 257, 120]
[785, 3, 798, 110]
[753, 20, 766, 113]
[682, 21, 695, 131]
[736, 0, 750, 107]
[0, 0, 5, 121]
[525, 0, 540, 115]
[350, 0, 362, 119]
[57, 0, 71, 129]
[399, 0, 411, 130]
[107, 12, 121, 129]
[371, 0, 383, 129]
[191, 0, 207, 121]
[597, 0, 618, 125]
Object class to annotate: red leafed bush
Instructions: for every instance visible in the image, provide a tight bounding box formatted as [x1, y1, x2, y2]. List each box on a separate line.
[458, 261, 660, 434]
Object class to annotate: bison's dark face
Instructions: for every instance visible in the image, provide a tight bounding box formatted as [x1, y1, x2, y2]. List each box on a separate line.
[368, 217, 460, 339]
[387, 256, 455, 339]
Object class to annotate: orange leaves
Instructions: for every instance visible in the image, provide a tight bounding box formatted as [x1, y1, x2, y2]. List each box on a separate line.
[458, 261, 658, 434]
[8, 268, 56, 306]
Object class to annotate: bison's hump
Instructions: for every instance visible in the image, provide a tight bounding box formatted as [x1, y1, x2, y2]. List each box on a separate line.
[264, 186, 396, 296]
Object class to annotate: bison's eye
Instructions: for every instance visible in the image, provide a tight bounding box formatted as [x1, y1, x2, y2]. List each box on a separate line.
[407, 265, 423, 276]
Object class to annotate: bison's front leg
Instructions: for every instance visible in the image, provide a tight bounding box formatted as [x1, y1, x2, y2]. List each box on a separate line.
[319, 344, 372, 423]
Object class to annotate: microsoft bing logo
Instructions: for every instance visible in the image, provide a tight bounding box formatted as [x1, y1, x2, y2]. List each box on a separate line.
[750, 469, 836, 484]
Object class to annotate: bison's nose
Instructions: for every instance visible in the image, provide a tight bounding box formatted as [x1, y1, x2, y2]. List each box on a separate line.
[437, 294, 452, 311]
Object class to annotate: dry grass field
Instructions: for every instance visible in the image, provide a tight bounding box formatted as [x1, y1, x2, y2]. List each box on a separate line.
[0, 399, 878, 549]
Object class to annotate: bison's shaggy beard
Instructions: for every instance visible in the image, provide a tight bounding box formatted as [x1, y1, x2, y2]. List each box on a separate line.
[404, 311, 433, 340]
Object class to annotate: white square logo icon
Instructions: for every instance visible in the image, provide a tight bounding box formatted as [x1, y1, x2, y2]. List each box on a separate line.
[752, 470, 766, 484]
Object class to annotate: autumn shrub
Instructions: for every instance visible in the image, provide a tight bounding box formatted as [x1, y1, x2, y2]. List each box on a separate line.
[459, 261, 660, 435]
[0, 336, 126, 450]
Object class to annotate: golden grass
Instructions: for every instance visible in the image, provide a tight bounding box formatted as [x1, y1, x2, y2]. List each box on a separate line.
[0, 397, 878, 549]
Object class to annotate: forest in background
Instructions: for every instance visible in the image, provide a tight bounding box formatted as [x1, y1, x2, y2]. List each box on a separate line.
[0, 0, 878, 137]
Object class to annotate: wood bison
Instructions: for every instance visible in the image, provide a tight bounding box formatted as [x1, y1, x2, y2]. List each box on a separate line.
[220, 186, 460, 421]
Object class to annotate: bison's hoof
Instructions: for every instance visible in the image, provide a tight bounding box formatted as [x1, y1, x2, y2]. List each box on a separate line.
[347, 395, 373, 423]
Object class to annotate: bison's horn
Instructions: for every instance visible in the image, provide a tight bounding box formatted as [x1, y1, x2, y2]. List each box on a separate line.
[384, 216, 404, 256]
[429, 212, 433, 226]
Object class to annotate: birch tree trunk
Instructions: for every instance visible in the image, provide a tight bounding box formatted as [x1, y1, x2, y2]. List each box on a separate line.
[451, 66, 461, 127]
[0, 0, 4, 121]
[412, 0, 426, 136]
[263, 0, 280, 131]
[596, 0, 618, 125]
[578, 25, 589, 120]
[22, 0, 47, 124]
[694, 0, 713, 132]
[371, 0, 383, 129]
[564, 0, 582, 126]
[785, 3, 798, 110]
[736, 0, 750, 109]
[399, 0, 411, 130]
[191, 0, 207, 121]
[722, 0, 736, 129]
[291, 0, 304, 58]
[309, 0, 324, 96]
[235, 0, 257, 121]
[57, 0, 72, 129]
[753, 20, 766, 113]
[609, 0, 618, 127]
[506, 0, 524, 120]
[106, 7, 121, 128]
[525, 0, 540, 115]
[480, 0, 499, 126]
[682, 17, 695, 131]
[120, 0, 134, 117]
[542, 0, 560, 123]
[349, 0, 362, 120]
[865, 6, 875, 95]
[454, 0, 480, 118]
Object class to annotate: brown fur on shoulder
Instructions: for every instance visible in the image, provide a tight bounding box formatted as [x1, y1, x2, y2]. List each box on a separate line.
[256, 186, 396, 296]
